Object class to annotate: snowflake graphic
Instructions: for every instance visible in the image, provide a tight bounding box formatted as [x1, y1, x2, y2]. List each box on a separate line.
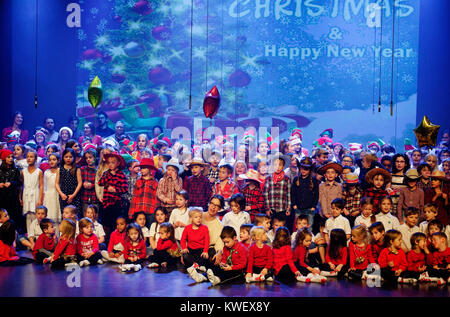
[78, 29, 86, 41]
[335, 100, 345, 109]
[97, 19, 108, 32]
[90, 7, 99, 15]
[280, 77, 289, 84]
[402, 74, 414, 83]
[292, 85, 300, 92]
[304, 102, 313, 110]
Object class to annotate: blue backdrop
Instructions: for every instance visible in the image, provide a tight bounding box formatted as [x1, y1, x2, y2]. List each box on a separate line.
[0, 0, 448, 149]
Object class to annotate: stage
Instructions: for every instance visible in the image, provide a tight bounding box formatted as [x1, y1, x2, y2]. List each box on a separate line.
[1, 251, 448, 298]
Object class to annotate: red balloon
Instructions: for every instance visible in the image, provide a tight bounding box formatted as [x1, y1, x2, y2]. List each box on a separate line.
[203, 86, 220, 119]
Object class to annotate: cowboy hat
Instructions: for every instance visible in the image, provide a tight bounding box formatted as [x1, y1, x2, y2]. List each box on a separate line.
[104, 152, 126, 170]
[164, 158, 184, 175]
[404, 169, 421, 181]
[365, 167, 392, 184]
[239, 169, 262, 183]
[317, 161, 343, 175]
[297, 156, 314, 169]
[138, 157, 158, 171]
[430, 170, 447, 182]
[186, 158, 209, 168]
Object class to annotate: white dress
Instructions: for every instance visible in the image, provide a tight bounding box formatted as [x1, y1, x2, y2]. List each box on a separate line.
[22, 168, 40, 215]
[43, 169, 61, 223]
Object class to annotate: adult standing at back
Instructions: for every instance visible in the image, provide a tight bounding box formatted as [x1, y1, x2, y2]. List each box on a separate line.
[2, 112, 29, 145]
[96, 111, 115, 139]
[43, 117, 59, 144]
[388, 153, 410, 218]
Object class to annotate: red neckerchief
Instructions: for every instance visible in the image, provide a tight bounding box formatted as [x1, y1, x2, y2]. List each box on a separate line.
[273, 171, 285, 184]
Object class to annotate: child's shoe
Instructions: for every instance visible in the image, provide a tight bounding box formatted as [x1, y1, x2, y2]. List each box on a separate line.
[97, 259, 104, 265]
[133, 264, 142, 272]
[206, 269, 221, 286]
[43, 257, 51, 264]
[418, 272, 431, 282]
[254, 273, 265, 282]
[265, 276, 274, 282]
[119, 264, 131, 272]
[309, 273, 327, 284]
[437, 278, 446, 285]
[148, 262, 159, 268]
[296, 275, 311, 283]
[79, 260, 90, 267]
[321, 271, 338, 277]
[245, 275, 255, 283]
[187, 266, 207, 283]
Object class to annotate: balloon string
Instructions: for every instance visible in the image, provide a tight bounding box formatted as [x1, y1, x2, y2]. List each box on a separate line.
[378, 1, 383, 113]
[206, 0, 209, 92]
[390, 0, 396, 117]
[35, 0, 39, 109]
[189, 0, 194, 110]
[372, 6, 377, 114]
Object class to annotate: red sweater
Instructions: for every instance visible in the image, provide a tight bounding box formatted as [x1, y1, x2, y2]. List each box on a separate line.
[349, 242, 374, 270]
[325, 246, 348, 266]
[221, 241, 248, 271]
[273, 245, 298, 275]
[76, 234, 99, 256]
[293, 245, 310, 268]
[180, 224, 210, 253]
[107, 230, 126, 253]
[157, 238, 179, 252]
[0, 240, 19, 262]
[378, 248, 408, 271]
[123, 239, 147, 260]
[370, 242, 384, 264]
[53, 237, 76, 259]
[432, 247, 450, 269]
[32, 233, 56, 258]
[246, 243, 273, 273]
[406, 249, 427, 272]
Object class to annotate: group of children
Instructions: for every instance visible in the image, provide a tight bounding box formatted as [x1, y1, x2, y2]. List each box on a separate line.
[0, 126, 449, 288]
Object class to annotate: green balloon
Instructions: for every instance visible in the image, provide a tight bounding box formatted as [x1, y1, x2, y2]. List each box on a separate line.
[88, 76, 103, 108]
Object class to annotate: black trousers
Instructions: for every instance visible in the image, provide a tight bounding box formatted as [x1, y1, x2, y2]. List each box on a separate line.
[101, 202, 124, 238]
[148, 249, 179, 266]
[275, 264, 297, 283]
[76, 251, 102, 265]
[210, 265, 245, 284]
[124, 258, 146, 265]
[34, 249, 53, 264]
[182, 248, 209, 268]
[429, 268, 450, 280]
[51, 256, 76, 269]
[251, 266, 274, 278]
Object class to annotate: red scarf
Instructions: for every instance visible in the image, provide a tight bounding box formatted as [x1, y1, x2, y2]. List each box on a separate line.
[273, 171, 285, 184]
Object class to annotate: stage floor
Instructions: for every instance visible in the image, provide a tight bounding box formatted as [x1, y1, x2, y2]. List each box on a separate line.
[1, 251, 448, 297]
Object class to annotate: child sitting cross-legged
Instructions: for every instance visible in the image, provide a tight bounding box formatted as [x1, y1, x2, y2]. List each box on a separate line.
[147, 222, 180, 269]
[245, 226, 273, 283]
[119, 223, 146, 272]
[318, 228, 349, 279]
[32, 218, 57, 264]
[378, 229, 408, 284]
[76, 217, 104, 267]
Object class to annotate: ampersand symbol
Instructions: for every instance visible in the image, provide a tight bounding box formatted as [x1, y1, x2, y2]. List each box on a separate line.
[328, 27, 342, 40]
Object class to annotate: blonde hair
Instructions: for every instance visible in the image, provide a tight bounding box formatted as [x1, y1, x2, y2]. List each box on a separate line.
[60, 219, 76, 240]
[424, 203, 438, 215]
[352, 225, 369, 245]
[63, 205, 78, 219]
[250, 226, 266, 240]
[188, 207, 203, 218]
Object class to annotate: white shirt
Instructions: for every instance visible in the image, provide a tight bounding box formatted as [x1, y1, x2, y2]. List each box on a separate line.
[324, 214, 351, 236]
[419, 220, 429, 234]
[169, 208, 190, 241]
[221, 211, 251, 240]
[355, 215, 372, 229]
[397, 223, 420, 251]
[149, 222, 161, 244]
[267, 229, 275, 246]
[376, 213, 400, 231]
[28, 218, 42, 238]
[445, 225, 450, 246]
[140, 225, 150, 239]
[93, 220, 105, 239]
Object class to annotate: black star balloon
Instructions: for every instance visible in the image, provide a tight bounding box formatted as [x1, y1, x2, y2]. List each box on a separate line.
[413, 115, 440, 148]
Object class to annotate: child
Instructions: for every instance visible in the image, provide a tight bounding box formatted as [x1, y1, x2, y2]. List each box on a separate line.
[419, 203, 438, 234]
[256, 159, 269, 190]
[254, 213, 271, 243]
[62, 205, 79, 235]
[134, 211, 150, 247]
[50, 219, 77, 269]
[397, 207, 420, 251]
[403, 232, 433, 283]
[429, 232, 450, 284]
[128, 157, 158, 225]
[293, 228, 327, 283]
[98, 152, 128, 235]
[398, 169, 424, 223]
[347, 225, 375, 281]
[239, 224, 253, 249]
[240, 169, 266, 222]
[94, 146, 113, 205]
[212, 163, 240, 215]
[426, 219, 443, 252]
[21, 150, 43, 234]
[147, 222, 180, 268]
[341, 173, 362, 228]
[354, 197, 376, 228]
[101, 216, 127, 264]
[27, 205, 47, 247]
[13, 144, 28, 171]
[124, 158, 139, 204]
[0, 149, 23, 233]
[369, 222, 385, 263]
[378, 229, 408, 284]
[80, 148, 99, 214]
[204, 226, 248, 286]
[424, 170, 449, 226]
[375, 196, 400, 231]
[132, 133, 149, 162]
[317, 161, 343, 231]
[263, 155, 291, 222]
[267, 213, 286, 245]
[84, 204, 105, 248]
[291, 157, 319, 228]
[55, 148, 82, 214]
[32, 218, 57, 264]
[324, 198, 351, 244]
[207, 150, 221, 185]
[183, 159, 212, 211]
[43, 153, 61, 225]
[169, 190, 190, 242]
[76, 217, 103, 267]
[222, 193, 251, 237]
[157, 158, 184, 214]
[319, 228, 349, 278]
[0, 220, 34, 266]
[364, 167, 391, 214]
[181, 207, 210, 278]
[245, 226, 273, 283]
[272, 226, 301, 283]
[119, 223, 146, 272]
[233, 160, 248, 190]
[149, 207, 168, 251]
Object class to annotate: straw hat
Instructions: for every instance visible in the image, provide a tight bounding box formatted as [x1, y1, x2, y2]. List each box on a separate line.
[344, 172, 360, 185]
[239, 169, 262, 183]
[365, 167, 392, 184]
[317, 161, 343, 175]
[430, 170, 447, 182]
[404, 169, 421, 181]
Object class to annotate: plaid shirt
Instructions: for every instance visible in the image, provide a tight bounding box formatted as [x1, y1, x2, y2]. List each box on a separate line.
[98, 170, 128, 209]
[80, 166, 98, 204]
[184, 174, 212, 211]
[156, 174, 183, 208]
[124, 174, 139, 202]
[212, 179, 239, 199]
[241, 184, 266, 219]
[364, 187, 388, 213]
[207, 167, 219, 183]
[343, 188, 362, 215]
[129, 177, 158, 218]
[264, 175, 291, 213]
